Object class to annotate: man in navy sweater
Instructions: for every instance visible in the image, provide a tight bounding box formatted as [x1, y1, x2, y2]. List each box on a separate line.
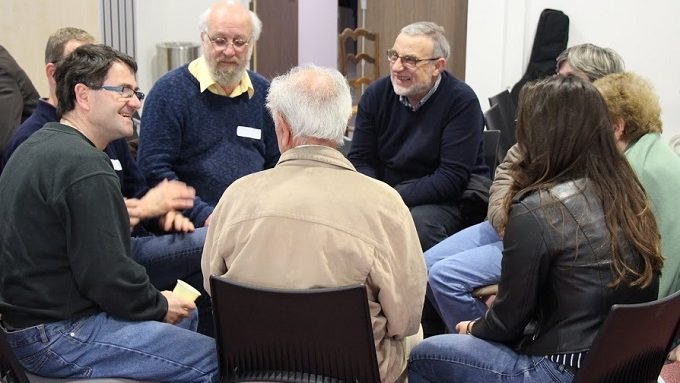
[138, 0, 279, 227]
[2, 27, 213, 335]
[348, 21, 490, 252]
[348, 22, 490, 338]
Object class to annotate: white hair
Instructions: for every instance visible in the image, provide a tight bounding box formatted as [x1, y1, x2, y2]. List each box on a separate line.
[400, 21, 450, 60]
[266, 65, 352, 146]
[198, 0, 262, 41]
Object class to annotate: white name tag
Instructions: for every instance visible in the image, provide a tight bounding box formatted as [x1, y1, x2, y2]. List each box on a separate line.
[237, 125, 261, 140]
[110, 159, 123, 171]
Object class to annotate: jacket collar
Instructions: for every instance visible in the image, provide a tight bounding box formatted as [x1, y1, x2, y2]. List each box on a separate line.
[276, 145, 356, 172]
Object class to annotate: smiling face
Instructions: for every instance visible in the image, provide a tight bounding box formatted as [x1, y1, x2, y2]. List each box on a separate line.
[88, 61, 141, 142]
[201, 2, 253, 88]
[389, 32, 445, 105]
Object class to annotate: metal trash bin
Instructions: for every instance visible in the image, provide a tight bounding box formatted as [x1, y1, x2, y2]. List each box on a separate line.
[156, 42, 200, 80]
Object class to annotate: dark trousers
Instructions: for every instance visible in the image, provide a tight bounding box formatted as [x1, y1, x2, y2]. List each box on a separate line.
[410, 199, 487, 337]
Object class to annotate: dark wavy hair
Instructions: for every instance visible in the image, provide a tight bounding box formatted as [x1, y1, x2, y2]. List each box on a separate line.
[503, 75, 662, 288]
[54, 44, 137, 118]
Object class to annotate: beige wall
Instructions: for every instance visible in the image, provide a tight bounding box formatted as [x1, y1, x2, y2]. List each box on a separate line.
[0, 0, 101, 97]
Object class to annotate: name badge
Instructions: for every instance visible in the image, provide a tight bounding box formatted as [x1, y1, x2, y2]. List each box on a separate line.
[110, 159, 123, 171]
[237, 126, 261, 140]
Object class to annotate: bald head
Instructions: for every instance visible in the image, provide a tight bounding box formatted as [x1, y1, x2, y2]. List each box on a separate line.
[266, 65, 352, 149]
[199, 0, 262, 42]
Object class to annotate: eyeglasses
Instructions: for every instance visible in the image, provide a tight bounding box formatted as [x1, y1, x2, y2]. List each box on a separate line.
[95, 85, 145, 101]
[386, 49, 440, 68]
[204, 33, 250, 51]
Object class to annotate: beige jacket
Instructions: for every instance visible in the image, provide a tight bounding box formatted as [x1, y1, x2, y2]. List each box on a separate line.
[201, 145, 426, 383]
[487, 143, 523, 232]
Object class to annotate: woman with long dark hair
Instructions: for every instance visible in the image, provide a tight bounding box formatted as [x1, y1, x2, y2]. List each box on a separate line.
[408, 75, 663, 383]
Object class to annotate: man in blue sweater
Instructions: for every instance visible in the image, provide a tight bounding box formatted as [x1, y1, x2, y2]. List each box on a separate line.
[348, 22, 490, 338]
[348, 22, 490, 252]
[2, 27, 213, 335]
[138, 0, 279, 227]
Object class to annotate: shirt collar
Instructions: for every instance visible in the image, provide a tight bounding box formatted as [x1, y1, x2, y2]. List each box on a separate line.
[399, 74, 442, 111]
[188, 56, 254, 98]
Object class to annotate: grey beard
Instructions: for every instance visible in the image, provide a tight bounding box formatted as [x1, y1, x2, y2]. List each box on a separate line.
[212, 66, 246, 88]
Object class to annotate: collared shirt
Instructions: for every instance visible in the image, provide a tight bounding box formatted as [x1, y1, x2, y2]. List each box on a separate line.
[187, 56, 254, 98]
[399, 74, 442, 111]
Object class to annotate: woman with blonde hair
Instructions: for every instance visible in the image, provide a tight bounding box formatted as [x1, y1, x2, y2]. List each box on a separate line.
[594, 71, 680, 299]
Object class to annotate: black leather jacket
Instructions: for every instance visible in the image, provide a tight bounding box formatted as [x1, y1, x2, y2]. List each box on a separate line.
[471, 178, 659, 355]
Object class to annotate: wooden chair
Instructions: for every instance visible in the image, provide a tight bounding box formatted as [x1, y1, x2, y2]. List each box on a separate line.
[338, 27, 380, 92]
[573, 290, 680, 383]
[339, 27, 379, 137]
[210, 276, 381, 383]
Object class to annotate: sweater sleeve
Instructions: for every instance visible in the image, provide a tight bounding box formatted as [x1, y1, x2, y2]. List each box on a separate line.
[138, 78, 213, 226]
[60, 171, 167, 321]
[395, 95, 485, 206]
[471, 202, 550, 342]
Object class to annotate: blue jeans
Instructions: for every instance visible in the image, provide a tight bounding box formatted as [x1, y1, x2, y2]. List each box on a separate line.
[424, 221, 503, 330]
[131, 227, 207, 291]
[408, 334, 575, 383]
[131, 227, 213, 336]
[3, 311, 218, 382]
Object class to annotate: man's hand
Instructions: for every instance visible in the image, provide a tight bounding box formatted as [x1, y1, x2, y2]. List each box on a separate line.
[159, 210, 195, 233]
[125, 198, 143, 228]
[137, 179, 195, 219]
[161, 290, 196, 324]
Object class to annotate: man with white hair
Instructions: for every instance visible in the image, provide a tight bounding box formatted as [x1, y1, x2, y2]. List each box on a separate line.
[201, 65, 427, 383]
[139, 0, 279, 227]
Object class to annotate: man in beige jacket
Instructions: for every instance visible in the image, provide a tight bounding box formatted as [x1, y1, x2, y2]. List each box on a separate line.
[201, 64, 426, 382]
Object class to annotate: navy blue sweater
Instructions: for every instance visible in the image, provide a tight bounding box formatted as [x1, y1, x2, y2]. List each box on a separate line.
[138, 66, 279, 225]
[2, 99, 147, 199]
[348, 72, 489, 206]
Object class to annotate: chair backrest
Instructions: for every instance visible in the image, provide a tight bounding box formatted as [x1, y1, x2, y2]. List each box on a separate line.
[482, 129, 500, 180]
[488, 89, 517, 155]
[210, 276, 381, 383]
[0, 327, 30, 383]
[338, 27, 380, 92]
[573, 290, 680, 383]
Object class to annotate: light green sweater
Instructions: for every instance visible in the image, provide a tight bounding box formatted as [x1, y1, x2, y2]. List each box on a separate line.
[625, 133, 680, 298]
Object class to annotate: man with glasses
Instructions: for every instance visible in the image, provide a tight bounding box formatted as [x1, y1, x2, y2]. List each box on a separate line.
[2, 27, 214, 336]
[348, 22, 489, 338]
[138, 0, 279, 228]
[0, 44, 218, 382]
[348, 22, 489, 253]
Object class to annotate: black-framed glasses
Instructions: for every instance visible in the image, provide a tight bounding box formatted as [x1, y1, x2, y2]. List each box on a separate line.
[386, 49, 440, 68]
[95, 85, 145, 101]
[203, 33, 250, 51]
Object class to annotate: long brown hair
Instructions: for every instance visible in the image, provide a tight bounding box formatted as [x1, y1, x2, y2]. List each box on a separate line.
[503, 75, 662, 287]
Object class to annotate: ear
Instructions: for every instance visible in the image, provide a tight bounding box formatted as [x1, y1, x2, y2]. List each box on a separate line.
[613, 117, 625, 141]
[46, 63, 57, 85]
[274, 113, 292, 152]
[432, 58, 447, 77]
[73, 83, 92, 112]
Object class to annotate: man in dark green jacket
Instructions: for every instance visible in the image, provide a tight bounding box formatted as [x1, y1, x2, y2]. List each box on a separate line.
[0, 44, 217, 382]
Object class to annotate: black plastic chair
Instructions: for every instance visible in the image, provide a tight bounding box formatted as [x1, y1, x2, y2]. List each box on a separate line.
[488, 89, 517, 156]
[210, 276, 381, 383]
[1, 326, 29, 383]
[482, 130, 500, 180]
[573, 290, 680, 383]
